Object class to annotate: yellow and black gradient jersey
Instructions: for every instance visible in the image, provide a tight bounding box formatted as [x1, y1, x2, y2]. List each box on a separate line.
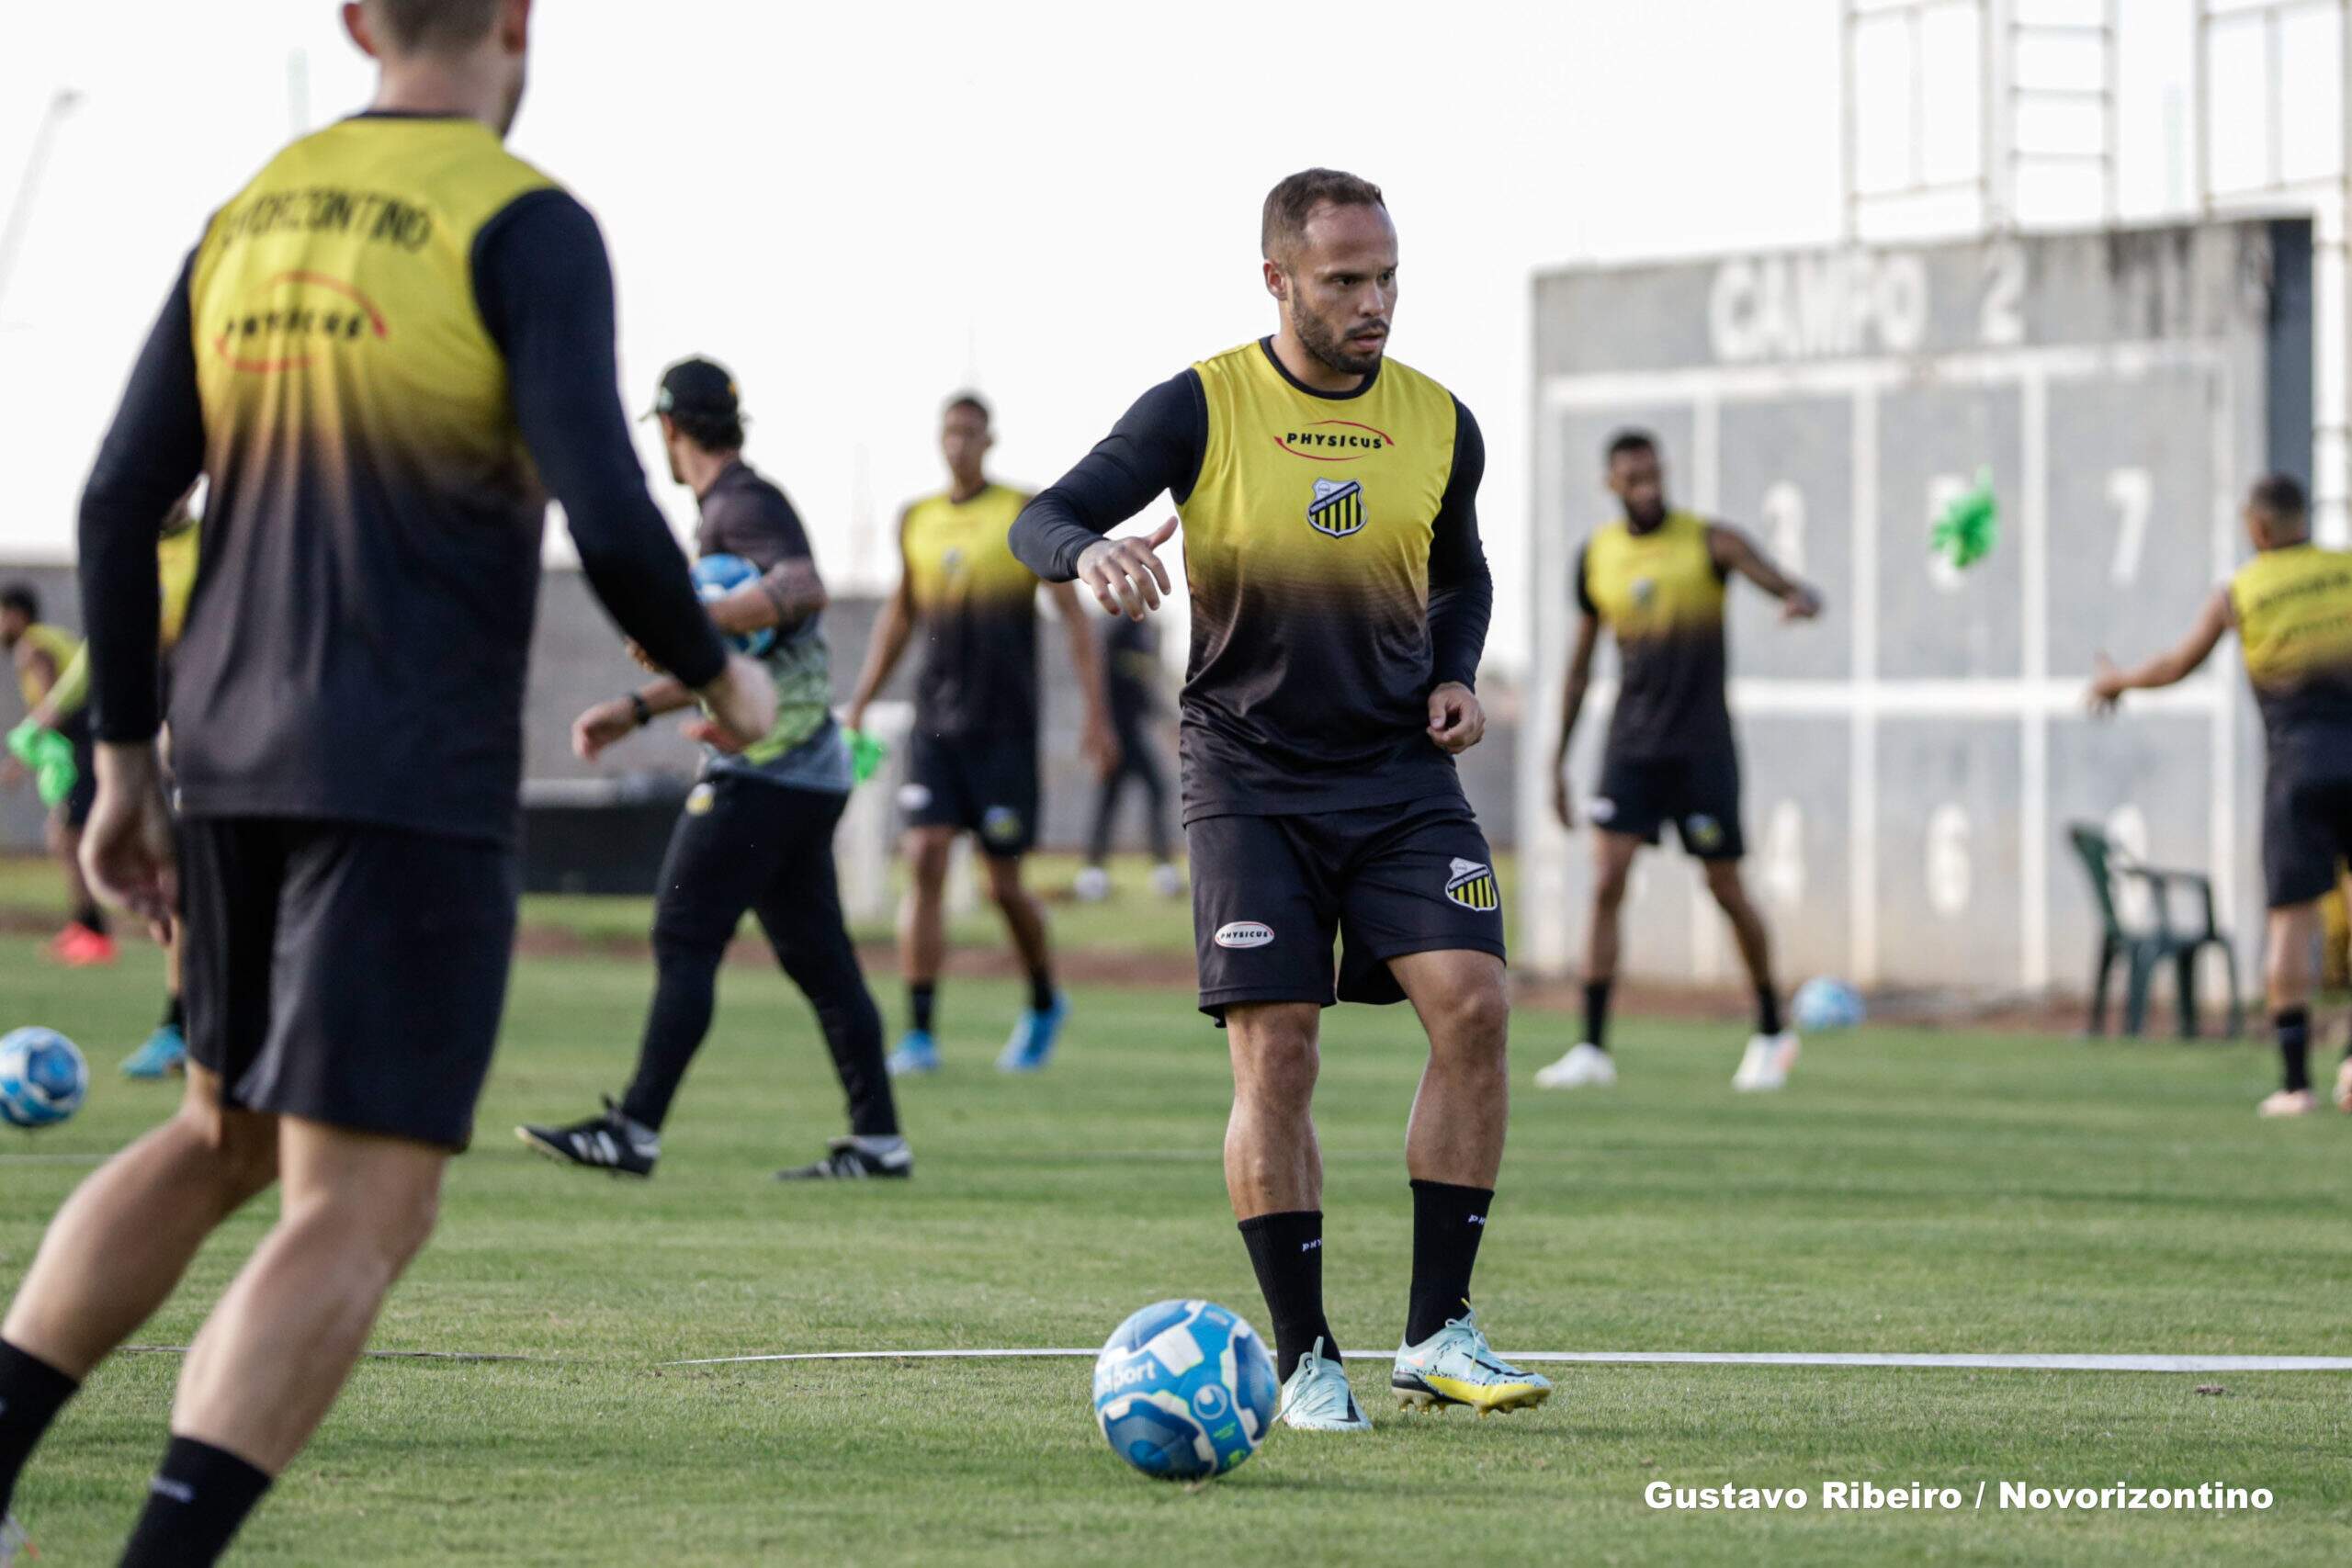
[1008, 338, 1491, 820]
[74, 113, 726, 842]
[14, 623, 79, 712]
[1577, 511, 1734, 761]
[2230, 541, 2352, 765]
[901, 483, 1041, 739]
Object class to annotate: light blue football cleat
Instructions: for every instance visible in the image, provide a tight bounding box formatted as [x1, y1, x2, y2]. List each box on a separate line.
[1276, 1338, 1371, 1432]
[995, 994, 1068, 1073]
[3, 1511, 30, 1567]
[887, 1029, 941, 1077]
[120, 1021, 187, 1080]
[1392, 1306, 1553, 1416]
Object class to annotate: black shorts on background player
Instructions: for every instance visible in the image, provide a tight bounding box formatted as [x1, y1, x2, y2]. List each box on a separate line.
[1590, 748, 1745, 860]
[900, 730, 1039, 856]
[57, 711, 97, 830]
[178, 819, 518, 1149]
[1191, 798, 1505, 1017]
[2263, 766, 2352, 908]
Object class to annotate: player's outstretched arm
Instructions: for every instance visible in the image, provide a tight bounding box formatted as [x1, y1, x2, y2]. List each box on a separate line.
[1008, 371, 1206, 619]
[480, 190, 770, 744]
[1711, 525, 1823, 621]
[1047, 580, 1121, 775]
[1551, 613, 1603, 830]
[2088, 587, 2233, 713]
[843, 512, 916, 735]
[75, 250, 206, 932]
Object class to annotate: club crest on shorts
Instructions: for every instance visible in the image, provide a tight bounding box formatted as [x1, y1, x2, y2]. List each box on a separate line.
[1306, 477, 1365, 538]
[685, 783, 717, 816]
[1443, 857, 1500, 912]
[1684, 814, 1724, 852]
[982, 806, 1024, 846]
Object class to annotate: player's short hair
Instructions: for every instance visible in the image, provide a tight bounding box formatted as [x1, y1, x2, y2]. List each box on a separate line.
[943, 391, 992, 429]
[2249, 471, 2308, 525]
[1605, 429, 1658, 467]
[0, 584, 37, 621]
[1261, 168, 1387, 261]
[670, 408, 746, 454]
[365, 0, 503, 56]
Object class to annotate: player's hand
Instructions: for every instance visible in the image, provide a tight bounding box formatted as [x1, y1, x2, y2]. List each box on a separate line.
[1552, 769, 1575, 831]
[1426, 682, 1485, 754]
[2086, 653, 2126, 716]
[1077, 517, 1178, 621]
[572, 699, 639, 763]
[81, 741, 176, 942]
[1083, 718, 1120, 781]
[1782, 584, 1825, 622]
[693, 652, 777, 750]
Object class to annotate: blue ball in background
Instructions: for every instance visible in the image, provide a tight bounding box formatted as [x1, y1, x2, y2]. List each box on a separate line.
[1792, 976, 1867, 1033]
[692, 552, 776, 659]
[0, 1026, 88, 1130]
[1092, 1299, 1277, 1481]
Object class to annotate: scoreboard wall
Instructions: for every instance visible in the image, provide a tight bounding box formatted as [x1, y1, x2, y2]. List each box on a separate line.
[1521, 219, 2313, 996]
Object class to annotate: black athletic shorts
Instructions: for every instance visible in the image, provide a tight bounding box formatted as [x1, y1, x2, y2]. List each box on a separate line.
[1188, 795, 1506, 1019]
[1589, 746, 1745, 860]
[2262, 766, 2352, 908]
[178, 817, 519, 1150]
[658, 773, 858, 960]
[899, 728, 1039, 856]
[57, 713, 96, 830]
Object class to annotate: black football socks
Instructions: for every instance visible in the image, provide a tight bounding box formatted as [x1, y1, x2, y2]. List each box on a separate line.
[909, 982, 938, 1035]
[1406, 1180, 1494, 1346]
[119, 1436, 272, 1568]
[1758, 984, 1785, 1038]
[1238, 1210, 1337, 1381]
[2278, 1007, 2312, 1095]
[1027, 968, 1057, 1015]
[1583, 979, 1613, 1050]
[0, 1339, 79, 1519]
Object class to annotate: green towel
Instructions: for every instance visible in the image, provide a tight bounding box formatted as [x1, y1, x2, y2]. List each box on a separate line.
[848, 728, 888, 786]
[1930, 470, 2001, 570]
[6, 721, 77, 809]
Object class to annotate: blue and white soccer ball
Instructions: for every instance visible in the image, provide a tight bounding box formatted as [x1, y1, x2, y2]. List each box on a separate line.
[692, 552, 776, 659]
[1792, 976, 1866, 1033]
[1092, 1299, 1277, 1482]
[0, 1027, 88, 1130]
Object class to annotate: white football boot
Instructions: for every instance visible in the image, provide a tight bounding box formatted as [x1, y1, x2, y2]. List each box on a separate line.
[1533, 1042, 1616, 1089]
[1275, 1338, 1372, 1432]
[1732, 1032, 1801, 1092]
[1392, 1307, 1553, 1416]
[1072, 865, 1112, 903]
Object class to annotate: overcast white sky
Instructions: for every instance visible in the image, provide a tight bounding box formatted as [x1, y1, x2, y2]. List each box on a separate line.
[0, 0, 2319, 672]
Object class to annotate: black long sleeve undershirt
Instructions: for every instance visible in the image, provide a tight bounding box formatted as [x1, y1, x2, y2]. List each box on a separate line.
[77, 186, 726, 744]
[1009, 368, 1493, 690]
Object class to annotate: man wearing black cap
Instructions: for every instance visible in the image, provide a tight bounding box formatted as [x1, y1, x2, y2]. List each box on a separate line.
[517, 357, 907, 1180]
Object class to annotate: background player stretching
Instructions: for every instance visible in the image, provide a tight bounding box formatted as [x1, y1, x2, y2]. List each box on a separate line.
[1537, 430, 1822, 1095]
[0, 4, 771, 1561]
[1012, 167, 1550, 1431]
[844, 394, 1114, 1077]
[1, 585, 111, 964]
[2092, 474, 2352, 1117]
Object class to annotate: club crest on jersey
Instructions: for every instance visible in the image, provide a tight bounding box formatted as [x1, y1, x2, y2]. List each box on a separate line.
[1443, 857, 1500, 912]
[1306, 478, 1366, 538]
[1631, 576, 1657, 608]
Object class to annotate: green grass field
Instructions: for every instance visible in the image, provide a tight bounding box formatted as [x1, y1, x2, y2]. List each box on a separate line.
[5, 897, 2352, 1563]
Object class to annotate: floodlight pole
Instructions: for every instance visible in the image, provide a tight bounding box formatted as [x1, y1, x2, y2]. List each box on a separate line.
[0, 90, 84, 326]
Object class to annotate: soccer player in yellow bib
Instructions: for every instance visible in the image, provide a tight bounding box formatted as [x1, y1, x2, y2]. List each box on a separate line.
[2093, 474, 2352, 1117]
[25, 491, 205, 1078]
[0, 4, 772, 1562]
[1537, 431, 1823, 1096]
[1012, 169, 1547, 1429]
[1, 585, 112, 965]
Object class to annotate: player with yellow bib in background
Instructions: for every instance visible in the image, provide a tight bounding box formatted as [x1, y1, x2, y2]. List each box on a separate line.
[1012, 168, 1548, 1434]
[1, 584, 110, 965]
[2094, 473, 2352, 1118]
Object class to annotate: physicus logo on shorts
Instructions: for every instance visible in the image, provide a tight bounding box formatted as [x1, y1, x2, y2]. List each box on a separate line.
[896, 782, 933, 813]
[1444, 857, 1500, 912]
[1306, 478, 1366, 538]
[685, 783, 717, 816]
[1588, 796, 1617, 825]
[1215, 921, 1275, 949]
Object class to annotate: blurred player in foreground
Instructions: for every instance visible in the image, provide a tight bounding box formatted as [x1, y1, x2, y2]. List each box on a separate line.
[0, 4, 772, 1562]
[1, 584, 111, 964]
[20, 492, 205, 1076]
[1013, 167, 1549, 1430]
[1073, 609, 1182, 904]
[844, 394, 1114, 1076]
[518, 358, 905, 1181]
[2092, 473, 2352, 1118]
[1537, 430, 1822, 1094]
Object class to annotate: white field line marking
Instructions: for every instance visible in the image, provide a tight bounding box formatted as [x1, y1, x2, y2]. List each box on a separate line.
[0, 1152, 107, 1166]
[660, 1348, 2352, 1373]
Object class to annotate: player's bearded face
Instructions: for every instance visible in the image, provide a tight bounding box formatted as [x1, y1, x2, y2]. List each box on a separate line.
[1611, 451, 1668, 528]
[1283, 206, 1399, 378]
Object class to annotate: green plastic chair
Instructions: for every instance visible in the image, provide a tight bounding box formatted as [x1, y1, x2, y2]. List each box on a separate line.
[2067, 823, 2242, 1040]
